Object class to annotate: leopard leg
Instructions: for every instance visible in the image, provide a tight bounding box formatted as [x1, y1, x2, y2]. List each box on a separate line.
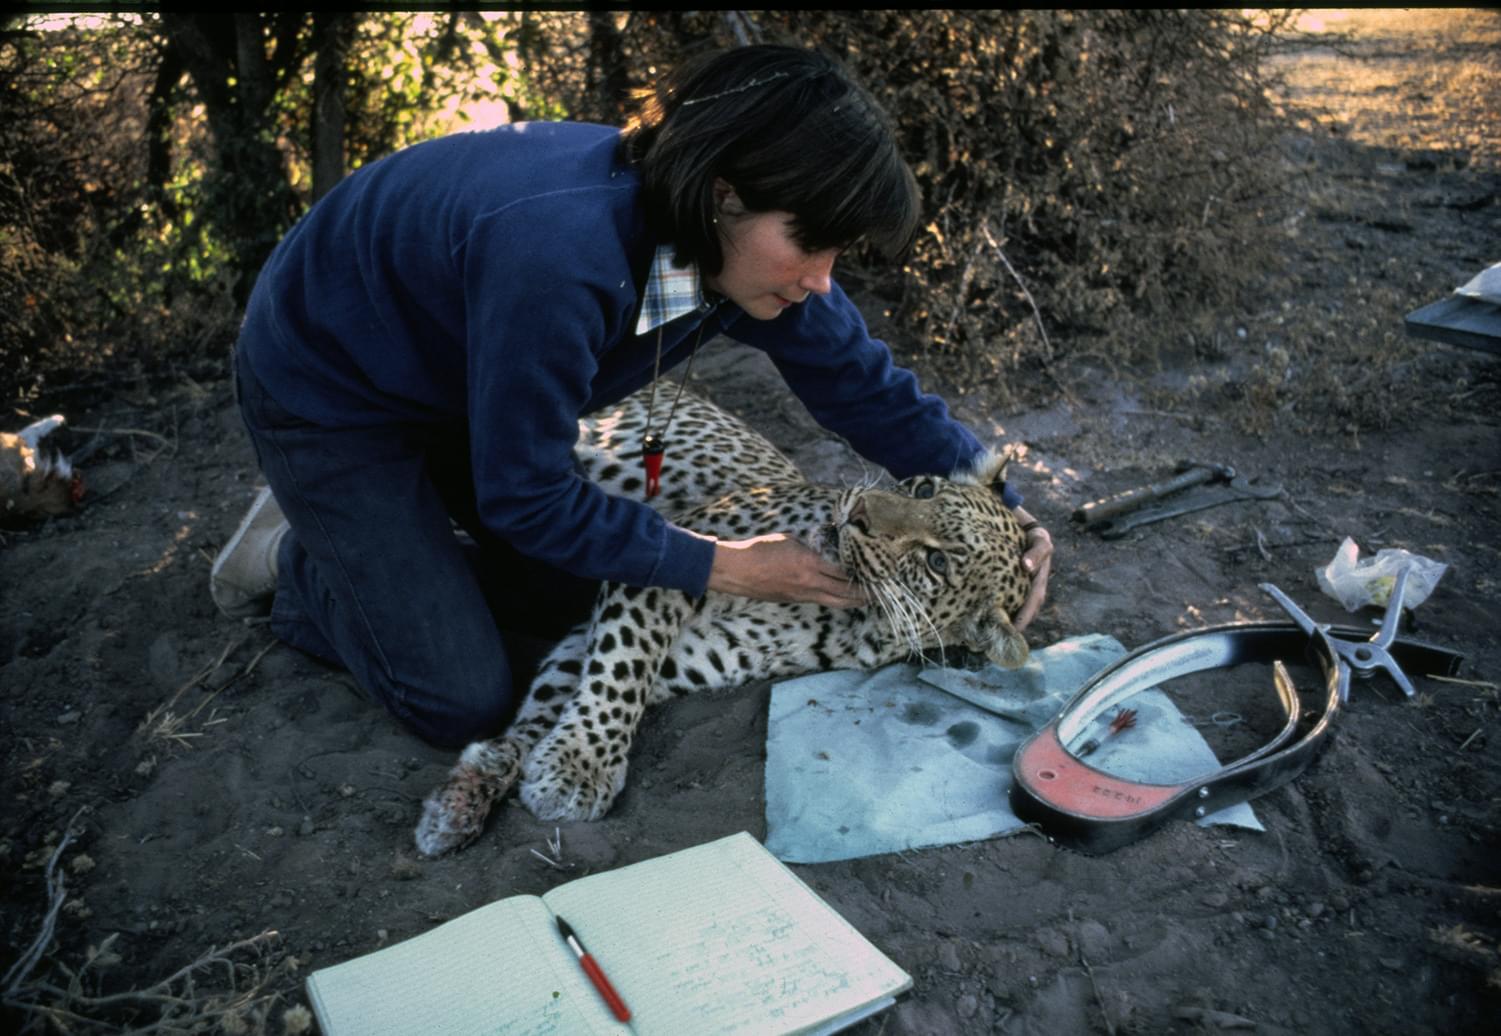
[520, 585, 693, 822]
[413, 630, 588, 857]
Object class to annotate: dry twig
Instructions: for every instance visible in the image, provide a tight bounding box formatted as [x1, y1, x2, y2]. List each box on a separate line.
[2, 807, 86, 995]
[1428, 674, 1498, 692]
[6, 930, 288, 1035]
[979, 220, 1052, 359]
[1078, 950, 1116, 1036]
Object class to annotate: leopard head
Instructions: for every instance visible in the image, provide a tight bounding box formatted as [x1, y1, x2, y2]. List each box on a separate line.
[834, 449, 1032, 668]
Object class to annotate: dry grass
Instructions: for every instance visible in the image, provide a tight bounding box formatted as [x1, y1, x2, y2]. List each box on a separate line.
[1145, 8, 1501, 436]
[1274, 9, 1501, 169]
[137, 631, 275, 749]
[2, 814, 305, 1035]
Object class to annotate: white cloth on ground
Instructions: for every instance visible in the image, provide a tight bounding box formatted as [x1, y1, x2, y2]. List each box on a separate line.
[764, 633, 1262, 864]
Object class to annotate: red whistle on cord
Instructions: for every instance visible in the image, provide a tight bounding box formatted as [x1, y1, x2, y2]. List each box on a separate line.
[641, 434, 664, 500]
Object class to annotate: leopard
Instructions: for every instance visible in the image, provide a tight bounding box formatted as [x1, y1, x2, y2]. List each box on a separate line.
[414, 387, 1033, 857]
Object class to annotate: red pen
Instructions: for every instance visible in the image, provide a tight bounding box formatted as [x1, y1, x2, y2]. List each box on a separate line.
[556, 915, 632, 1022]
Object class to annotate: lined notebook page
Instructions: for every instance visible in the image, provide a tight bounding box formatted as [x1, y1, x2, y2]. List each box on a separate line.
[542, 832, 911, 1035]
[304, 895, 624, 1036]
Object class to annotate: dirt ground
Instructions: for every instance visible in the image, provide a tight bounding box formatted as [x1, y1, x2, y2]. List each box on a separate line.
[3, 10, 1499, 1035]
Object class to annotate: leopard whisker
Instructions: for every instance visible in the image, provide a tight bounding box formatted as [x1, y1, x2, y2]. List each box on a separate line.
[862, 579, 905, 652]
[885, 577, 946, 666]
[864, 579, 905, 649]
[870, 577, 930, 660]
[838, 464, 885, 492]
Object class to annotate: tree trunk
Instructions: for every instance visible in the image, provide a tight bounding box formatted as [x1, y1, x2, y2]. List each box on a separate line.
[312, 12, 355, 202]
[586, 11, 631, 123]
[158, 12, 303, 300]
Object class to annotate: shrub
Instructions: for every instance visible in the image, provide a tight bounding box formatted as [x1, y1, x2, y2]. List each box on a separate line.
[3, 12, 1295, 412]
[520, 10, 1295, 406]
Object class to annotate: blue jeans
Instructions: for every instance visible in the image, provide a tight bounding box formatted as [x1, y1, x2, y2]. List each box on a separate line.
[233, 347, 598, 748]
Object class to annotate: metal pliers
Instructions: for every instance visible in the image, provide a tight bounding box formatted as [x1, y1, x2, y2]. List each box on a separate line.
[1260, 568, 1418, 699]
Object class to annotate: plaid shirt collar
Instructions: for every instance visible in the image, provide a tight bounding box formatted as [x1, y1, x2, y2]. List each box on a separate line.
[635, 244, 714, 336]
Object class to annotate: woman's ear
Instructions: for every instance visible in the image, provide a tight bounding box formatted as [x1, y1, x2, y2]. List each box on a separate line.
[712, 177, 743, 217]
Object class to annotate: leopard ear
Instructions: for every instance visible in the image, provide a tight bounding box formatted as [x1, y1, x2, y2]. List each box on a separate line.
[986, 610, 1029, 670]
[961, 607, 1029, 670]
[952, 446, 1018, 497]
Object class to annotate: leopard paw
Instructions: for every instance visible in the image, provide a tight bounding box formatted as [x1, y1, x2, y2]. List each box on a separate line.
[518, 739, 627, 822]
[413, 741, 521, 857]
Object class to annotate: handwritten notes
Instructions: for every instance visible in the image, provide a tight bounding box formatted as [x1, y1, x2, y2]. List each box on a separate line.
[306, 833, 908, 1035]
[543, 833, 908, 1034]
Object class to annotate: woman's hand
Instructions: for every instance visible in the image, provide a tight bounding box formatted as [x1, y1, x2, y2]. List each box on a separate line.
[1011, 506, 1054, 630]
[708, 533, 867, 608]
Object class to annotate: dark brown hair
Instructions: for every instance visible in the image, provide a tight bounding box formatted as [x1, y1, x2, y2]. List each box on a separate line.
[622, 45, 920, 276]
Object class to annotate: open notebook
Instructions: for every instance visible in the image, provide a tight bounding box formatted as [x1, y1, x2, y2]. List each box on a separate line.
[304, 832, 911, 1035]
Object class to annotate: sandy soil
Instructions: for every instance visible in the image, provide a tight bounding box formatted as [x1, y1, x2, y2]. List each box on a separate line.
[3, 10, 1499, 1034]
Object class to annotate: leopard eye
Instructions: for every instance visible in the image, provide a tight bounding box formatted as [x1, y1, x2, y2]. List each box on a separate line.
[913, 480, 936, 499]
[926, 548, 948, 574]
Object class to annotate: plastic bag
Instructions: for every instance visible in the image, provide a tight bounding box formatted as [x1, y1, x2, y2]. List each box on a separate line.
[1315, 537, 1448, 613]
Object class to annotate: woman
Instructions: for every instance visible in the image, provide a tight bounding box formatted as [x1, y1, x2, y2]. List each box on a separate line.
[212, 44, 1054, 747]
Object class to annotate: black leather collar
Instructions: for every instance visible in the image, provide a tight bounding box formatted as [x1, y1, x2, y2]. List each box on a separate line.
[1010, 621, 1462, 854]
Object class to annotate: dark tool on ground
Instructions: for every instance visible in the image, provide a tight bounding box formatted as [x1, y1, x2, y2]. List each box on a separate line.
[1073, 461, 1235, 527]
[1072, 460, 1281, 539]
[1089, 476, 1283, 539]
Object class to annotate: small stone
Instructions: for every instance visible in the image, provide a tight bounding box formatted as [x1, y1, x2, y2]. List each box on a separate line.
[956, 994, 979, 1019]
[1201, 891, 1230, 909]
[283, 1004, 314, 1035]
[1329, 893, 1351, 912]
[298, 816, 315, 837]
[1379, 957, 1402, 971]
[1263, 914, 1279, 931]
[1076, 920, 1111, 961]
[390, 856, 423, 881]
[1308, 902, 1326, 919]
[147, 632, 182, 689]
[264, 826, 284, 837]
[57, 710, 81, 725]
[938, 941, 962, 972]
[1034, 927, 1070, 958]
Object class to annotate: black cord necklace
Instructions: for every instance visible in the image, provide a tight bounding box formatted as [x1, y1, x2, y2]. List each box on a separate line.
[641, 319, 710, 499]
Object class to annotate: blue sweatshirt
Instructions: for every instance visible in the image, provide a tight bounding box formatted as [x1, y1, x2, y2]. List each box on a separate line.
[239, 121, 1007, 596]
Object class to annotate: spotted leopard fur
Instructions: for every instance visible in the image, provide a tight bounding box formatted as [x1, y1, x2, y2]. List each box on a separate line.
[414, 388, 1032, 856]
